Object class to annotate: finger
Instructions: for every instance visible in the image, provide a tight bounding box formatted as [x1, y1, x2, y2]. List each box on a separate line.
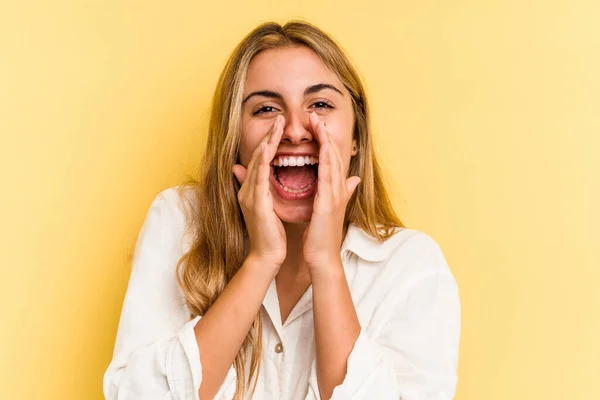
[244, 116, 283, 185]
[256, 121, 282, 197]
[268, 115, 284, 145]
[267, 115, 285, 159]
[309, 114, 333, 201]
[251, 144, 268, 205]
[309, 112, 327, 145]
[316, 120, 340, 197]
[311, 114, 344, 197]
[310, 112, 343, 178]
[239, 146, 264, 207]
[321, 119, 345, 192]
[325, 125, 344, 179]
[232, 164, 247, 185]
[254, 115, 283, 168]
[317, 143, 332, 200]
[262, 114, 282, 144]
[253, 116, 283, 189]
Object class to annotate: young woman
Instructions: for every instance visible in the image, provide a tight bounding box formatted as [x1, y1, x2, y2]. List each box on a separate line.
[104, 21, 461, 400]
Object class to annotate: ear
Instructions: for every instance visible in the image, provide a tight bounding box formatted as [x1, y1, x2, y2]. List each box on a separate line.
[351, 139, 358, 156]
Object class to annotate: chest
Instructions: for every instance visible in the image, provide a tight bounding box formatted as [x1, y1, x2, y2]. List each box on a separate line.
[276, 275, 311, 324]
[244, 255, 397, 399]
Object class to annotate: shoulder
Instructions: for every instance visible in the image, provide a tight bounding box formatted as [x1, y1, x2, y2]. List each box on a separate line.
[347, 226, 460, 335]
[384, 227, 451, 278]
[138, 185, 197, 251]
[150, 185, 195, 215]
[379, 228, 458, 307]
[347, 224, 455, 287]
[146, 185, 197, 228]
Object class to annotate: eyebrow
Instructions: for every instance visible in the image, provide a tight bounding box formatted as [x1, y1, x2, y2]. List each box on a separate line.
[242, 83, 344, 104]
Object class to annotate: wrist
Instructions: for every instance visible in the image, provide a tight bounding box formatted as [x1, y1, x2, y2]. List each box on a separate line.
[307, 257, 345, 281]
[243, 253, 281, 280]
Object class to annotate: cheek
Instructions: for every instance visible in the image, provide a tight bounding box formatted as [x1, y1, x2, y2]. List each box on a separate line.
[239, 124, 265, 166]
[238, 139, 254, 166]
[326, 121, 354, 167]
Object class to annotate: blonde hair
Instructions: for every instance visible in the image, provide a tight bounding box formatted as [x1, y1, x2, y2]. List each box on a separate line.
[175, 20, 404, 399]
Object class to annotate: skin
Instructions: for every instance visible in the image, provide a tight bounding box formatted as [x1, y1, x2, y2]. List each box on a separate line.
[237, 45, 357, 225]
[196, 45, 362, 399]
[236, 45, 362, 398]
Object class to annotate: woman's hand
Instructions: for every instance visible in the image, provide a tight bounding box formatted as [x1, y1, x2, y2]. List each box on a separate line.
[233, 115, 287, 272]
[303, 112, 361, 272]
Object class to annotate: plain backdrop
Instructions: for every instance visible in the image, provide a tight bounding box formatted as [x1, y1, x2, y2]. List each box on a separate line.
[1, 1, 599, 399]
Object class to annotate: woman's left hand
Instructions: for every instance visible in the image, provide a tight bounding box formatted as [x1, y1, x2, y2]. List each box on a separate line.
[303, 112, 361, 273]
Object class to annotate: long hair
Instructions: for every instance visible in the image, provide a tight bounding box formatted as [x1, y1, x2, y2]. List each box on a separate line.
[175, 20, 404, 399]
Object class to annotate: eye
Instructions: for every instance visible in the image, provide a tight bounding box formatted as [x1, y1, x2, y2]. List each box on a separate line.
[252, 105, 279, 115]
[310, 100, 334, 110]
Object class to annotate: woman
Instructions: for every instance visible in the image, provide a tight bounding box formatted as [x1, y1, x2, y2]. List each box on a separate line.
[104, 20, 461, 400]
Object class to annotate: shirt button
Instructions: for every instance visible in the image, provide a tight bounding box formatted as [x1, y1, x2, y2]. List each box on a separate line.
[274, 343, 283, 353]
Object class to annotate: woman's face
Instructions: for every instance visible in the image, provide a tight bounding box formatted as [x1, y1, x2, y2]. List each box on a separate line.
[239, 45, 357, 224]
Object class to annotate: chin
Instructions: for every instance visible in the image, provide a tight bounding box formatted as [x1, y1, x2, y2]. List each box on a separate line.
[274, 200, 313, 225]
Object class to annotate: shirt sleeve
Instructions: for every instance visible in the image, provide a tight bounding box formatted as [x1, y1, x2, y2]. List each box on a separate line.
[103, 188, 234, 400]
[307, 235, 461, 400]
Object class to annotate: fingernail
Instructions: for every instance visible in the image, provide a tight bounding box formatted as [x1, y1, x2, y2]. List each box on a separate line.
[311, 112, 317, 123]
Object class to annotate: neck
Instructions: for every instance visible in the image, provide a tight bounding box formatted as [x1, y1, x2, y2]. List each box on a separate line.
[280, 221, 309, 277]
[279, 221, 350, 278]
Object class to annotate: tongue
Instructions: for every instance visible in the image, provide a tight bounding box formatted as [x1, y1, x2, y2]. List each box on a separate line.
[277, 166, 316, 190]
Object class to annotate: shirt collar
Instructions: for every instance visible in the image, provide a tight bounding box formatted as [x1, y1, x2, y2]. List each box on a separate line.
[341, 222, 403, 262]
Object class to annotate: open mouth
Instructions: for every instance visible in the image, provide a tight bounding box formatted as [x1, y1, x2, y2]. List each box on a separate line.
[271, 155, 319, 194]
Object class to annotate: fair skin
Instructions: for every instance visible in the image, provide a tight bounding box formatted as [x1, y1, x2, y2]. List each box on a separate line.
[195, 45, 361, 400]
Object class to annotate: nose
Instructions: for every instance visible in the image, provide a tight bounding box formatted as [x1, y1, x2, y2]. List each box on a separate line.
[280, 109, 314, 145]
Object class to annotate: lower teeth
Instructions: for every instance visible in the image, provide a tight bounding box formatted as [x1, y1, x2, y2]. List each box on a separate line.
[275, 178, 316, 194]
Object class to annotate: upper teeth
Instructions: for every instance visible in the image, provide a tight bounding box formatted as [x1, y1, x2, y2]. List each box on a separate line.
[273, 155, 318, 167]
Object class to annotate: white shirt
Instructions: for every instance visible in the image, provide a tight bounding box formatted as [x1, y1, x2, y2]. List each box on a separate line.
[103, 186, 461, 400]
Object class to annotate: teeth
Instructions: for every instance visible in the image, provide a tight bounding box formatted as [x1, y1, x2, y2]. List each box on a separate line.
[273, 175, 317, 193]
[272, 155, 319, 167]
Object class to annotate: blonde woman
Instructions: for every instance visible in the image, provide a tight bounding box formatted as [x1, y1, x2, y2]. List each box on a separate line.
[104, 21, 461, 400]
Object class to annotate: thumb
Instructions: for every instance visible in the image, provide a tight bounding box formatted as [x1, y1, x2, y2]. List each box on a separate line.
[232, 164, 247, 185]
[346, 176, 361, 198]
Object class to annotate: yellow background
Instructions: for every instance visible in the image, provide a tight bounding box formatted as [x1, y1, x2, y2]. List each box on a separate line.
[1, 1, 598, 399]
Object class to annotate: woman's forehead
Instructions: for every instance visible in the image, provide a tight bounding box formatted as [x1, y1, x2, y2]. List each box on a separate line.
[244, 46, 344, 96]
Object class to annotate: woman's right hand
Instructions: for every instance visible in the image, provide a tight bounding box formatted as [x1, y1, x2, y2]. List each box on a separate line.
[233, 115, 287, 272]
